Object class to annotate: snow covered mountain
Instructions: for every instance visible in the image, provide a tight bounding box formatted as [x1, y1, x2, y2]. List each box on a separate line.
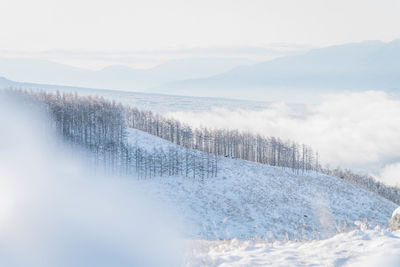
[2, 90, 398, 266]
[127, 128, 397, 240]
[0, 57, 255, 91]
[155, 39, 400, 100]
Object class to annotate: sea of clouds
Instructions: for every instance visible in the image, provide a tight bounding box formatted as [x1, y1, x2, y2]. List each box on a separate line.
[167, 91, 400, 187]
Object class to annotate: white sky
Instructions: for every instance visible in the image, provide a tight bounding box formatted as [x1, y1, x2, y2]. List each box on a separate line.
[1, 0, 400, 68]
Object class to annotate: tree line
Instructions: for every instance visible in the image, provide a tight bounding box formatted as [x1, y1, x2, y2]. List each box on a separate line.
[11, 89, 318, 175]
[126, 107, 319, 173]
[322, 167, 400, 205]
[8, 89, 217, 179]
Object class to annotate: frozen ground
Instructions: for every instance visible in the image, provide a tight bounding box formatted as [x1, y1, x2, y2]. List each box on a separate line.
[186, 228, 400, 266]
[127, 128, 397, 240]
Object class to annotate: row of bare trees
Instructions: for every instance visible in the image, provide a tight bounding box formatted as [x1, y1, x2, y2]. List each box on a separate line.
[8, 89, 320, 176]
[127, 107, 319, 173]
[322, 167, 400, 205]
[9, 90, 217, 179]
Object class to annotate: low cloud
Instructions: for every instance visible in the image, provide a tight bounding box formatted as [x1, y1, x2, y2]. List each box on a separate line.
[167, 91, 400, 184]
[380, 163, 400, 187]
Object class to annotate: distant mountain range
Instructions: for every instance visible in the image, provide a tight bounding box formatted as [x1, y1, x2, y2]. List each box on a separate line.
[1, 39, 400, 101]
[0, 57, 255, 91]
[152, 39, 400, 99]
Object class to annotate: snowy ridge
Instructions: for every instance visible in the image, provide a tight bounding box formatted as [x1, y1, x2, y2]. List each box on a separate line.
[127, 128, 397, 240]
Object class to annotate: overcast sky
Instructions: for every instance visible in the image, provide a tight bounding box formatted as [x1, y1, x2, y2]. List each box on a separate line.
[1, 0, 400, 68]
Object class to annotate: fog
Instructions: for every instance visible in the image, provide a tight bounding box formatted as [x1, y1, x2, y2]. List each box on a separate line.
[0, 96, 183, 266]
[167, 91, 400, 186]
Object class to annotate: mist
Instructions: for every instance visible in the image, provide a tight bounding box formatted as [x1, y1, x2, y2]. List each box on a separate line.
[0, 95, 183, 266]
[167, 91, 400, 186]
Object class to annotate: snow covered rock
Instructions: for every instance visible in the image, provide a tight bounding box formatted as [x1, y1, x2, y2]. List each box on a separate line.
[389, 207, 400, 231]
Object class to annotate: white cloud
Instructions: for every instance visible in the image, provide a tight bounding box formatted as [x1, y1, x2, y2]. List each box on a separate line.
[380, 163, 400, 187]
[167, 91, 400, 183]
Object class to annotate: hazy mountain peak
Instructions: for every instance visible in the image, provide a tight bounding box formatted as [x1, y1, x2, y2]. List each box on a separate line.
[0, 57, 257, 91]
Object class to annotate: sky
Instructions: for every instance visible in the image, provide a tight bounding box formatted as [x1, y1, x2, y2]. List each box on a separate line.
[1, 0, 400, 68]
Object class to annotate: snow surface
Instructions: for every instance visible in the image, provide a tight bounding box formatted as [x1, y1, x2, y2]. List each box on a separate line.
[127, 128, 397, 240]
[127, 127, 177, 151]
[185, 228, 400, 266]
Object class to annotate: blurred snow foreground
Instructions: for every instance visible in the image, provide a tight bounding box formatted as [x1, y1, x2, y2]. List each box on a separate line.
[0, 96, 183, 266]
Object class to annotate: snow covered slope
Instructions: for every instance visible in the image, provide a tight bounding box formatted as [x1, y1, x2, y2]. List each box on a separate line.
[127, 128, 397, 240]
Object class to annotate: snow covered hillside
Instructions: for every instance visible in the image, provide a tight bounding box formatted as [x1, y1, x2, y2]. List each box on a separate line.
[127, 128, 397, 240]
